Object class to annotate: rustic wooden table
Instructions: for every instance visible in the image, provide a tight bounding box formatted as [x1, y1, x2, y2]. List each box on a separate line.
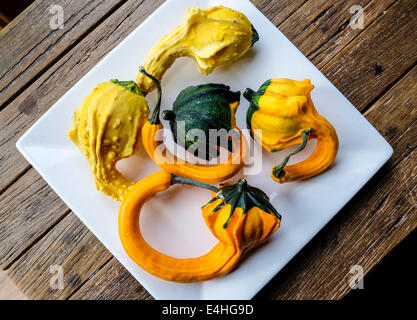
[0, 0, 415, 300]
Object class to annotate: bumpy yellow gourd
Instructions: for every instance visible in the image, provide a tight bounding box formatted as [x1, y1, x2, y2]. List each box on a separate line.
[136, 6, 259, 93]
[119, 171, 281, 282]
[243, 79, 339, 183]
[68, 81, 148, 201]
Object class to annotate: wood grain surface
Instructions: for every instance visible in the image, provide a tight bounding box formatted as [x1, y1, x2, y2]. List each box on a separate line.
[0, 0, 415, 300]
[0, 0, 125, 108]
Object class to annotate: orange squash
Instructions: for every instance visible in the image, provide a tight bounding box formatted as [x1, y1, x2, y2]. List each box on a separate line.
[118, 171, 281, 282]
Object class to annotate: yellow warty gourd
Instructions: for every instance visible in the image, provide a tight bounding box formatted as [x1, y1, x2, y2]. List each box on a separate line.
[68, 81, 149, 201]
[136, 6, 259, 93]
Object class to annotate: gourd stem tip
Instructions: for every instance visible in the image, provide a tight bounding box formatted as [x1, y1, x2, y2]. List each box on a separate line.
[251, 25, 259, 47]
[139, 66, 162, 125]
[273, 128, 312, 179]
[243, 88, 256, 102]
[161, 110, 175, 121]
[238, 179, 248, 190]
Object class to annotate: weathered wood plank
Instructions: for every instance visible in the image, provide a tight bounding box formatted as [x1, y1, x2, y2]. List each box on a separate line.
[69, 258, 153, 300]
[251, 0, 309, 27]
[0, 0, 165, 192]
[365, 65, 417, 170]
[312, 0, 398, 69]
[254, 65, 417, 300]
[0, 167, 69, 269]
[279, 0, 397, 69]
[6, 213, 113, 300]
[0, 0, 125, 108]
[321, 0, 417, 112]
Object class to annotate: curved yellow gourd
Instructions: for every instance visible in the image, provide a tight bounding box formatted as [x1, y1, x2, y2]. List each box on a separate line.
[136, 6, 259, 93]
[68, 81, 149, 201]
[118, 171, 281, 282]
[244, 79, 339, 183]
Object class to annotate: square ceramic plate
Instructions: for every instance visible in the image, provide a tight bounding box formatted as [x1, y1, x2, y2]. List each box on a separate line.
[16, 0, 393, 299]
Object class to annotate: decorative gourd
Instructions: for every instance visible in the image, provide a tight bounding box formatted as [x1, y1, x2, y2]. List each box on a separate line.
[161, 83, 241, 161]
[68, 80, 149, 201]
[136, 6, 259, 93]
[243, 78, 338, 183]
[118, 171, 281, 282]
[140, 67, 247, 184]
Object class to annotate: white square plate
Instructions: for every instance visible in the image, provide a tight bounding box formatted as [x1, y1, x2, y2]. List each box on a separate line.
[17, 0, 392, 299]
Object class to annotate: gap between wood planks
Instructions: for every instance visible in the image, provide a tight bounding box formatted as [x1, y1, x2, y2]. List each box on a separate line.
[313, 0, 399, 67]
[359, 60, 417, 115]
[3, 209, 71, 270]
[65, 255, 113, 300]
[0, 0, 412, 298]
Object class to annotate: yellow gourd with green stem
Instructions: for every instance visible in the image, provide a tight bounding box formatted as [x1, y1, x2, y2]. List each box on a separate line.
[243, 78, 339, 183]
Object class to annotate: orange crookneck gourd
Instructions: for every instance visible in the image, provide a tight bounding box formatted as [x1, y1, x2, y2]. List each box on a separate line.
[136, 5, 259, 93]
[140, 67, 248, 184]
[243, 78, 339, 183]
[118, 170, 281, 282]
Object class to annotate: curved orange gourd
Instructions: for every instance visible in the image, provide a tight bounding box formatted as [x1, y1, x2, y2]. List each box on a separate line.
[118, 171, 281, 282]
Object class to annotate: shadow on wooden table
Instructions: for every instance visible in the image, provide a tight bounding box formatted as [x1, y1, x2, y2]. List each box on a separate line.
[345, 228, 417, 300]
[0, 0, 35, 28]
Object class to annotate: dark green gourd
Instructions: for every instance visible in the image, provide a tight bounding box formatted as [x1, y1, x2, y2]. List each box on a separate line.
[162, 84, 241, 161]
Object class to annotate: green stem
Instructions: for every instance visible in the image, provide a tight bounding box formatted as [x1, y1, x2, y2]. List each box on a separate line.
[223, 191, 242, 229]
[170, 174, 220, 193]
[272, 128, 312, 179]
[110, 80, 143, 96]
[243, 88, 256, 103]
[138, 66, 162, 125]
[161, 110, 176, 121]
[251, 25, 259, 47]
